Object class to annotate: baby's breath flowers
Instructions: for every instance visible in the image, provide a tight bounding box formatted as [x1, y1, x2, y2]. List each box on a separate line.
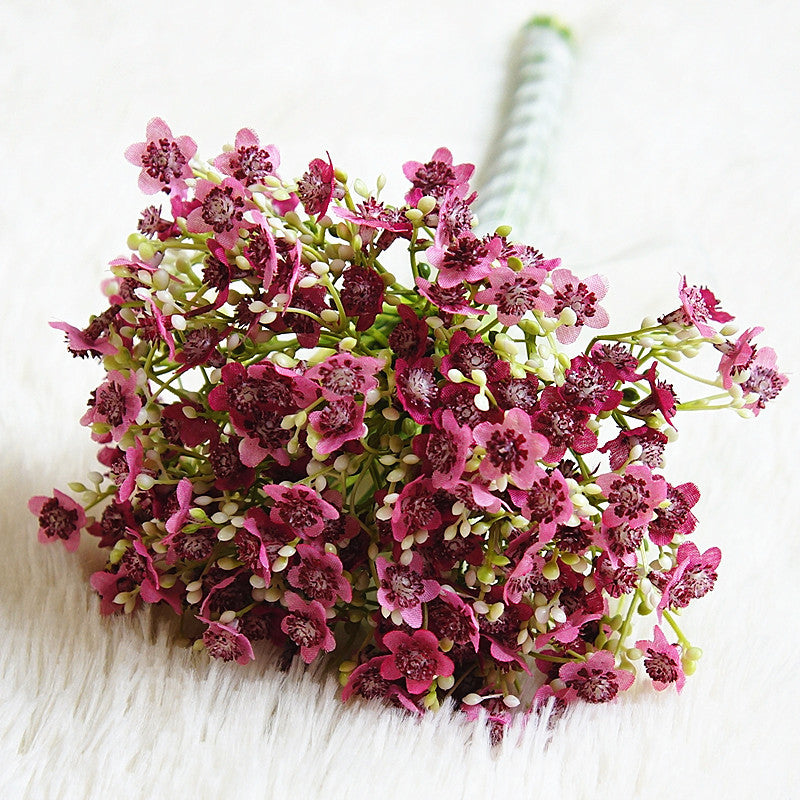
[31, 119, 788, 738]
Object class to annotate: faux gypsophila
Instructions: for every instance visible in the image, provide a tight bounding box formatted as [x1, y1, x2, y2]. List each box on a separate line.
[31, 119, 788, 738]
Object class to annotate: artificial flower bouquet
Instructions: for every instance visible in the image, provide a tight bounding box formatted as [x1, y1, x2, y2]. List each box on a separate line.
[30, 118, 787, 735]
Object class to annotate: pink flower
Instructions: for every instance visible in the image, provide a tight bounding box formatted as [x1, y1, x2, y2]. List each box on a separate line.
[342, 655, 394, 702]
[473, 263, 554, 324]
[473, 408, 549, 490]
[427, 234, 502, 289]
[599, 425, 668, 471]
[660, 542, 721, 612]
[636, 626, 685, 692]
[262, 484, 339, 539]
[648, 482, 700, 546]
[740, 346, 788, 415]
[439, 331, 498, 377]
[28, 489, 86, 552]
[380, 629, 454, 695]
[186, 178, 250, 249]
[590, 342, 642, 382]
[559, 650, 634, 704]
[507, 468, 573, 542]
[80, 370, 142, 442]
[416, 277, 486, 318]
[596, 464, 667, 529]
[629, 363, 679, 426]
[716, 326, 762, 390]
[531, 386, 597, 462]
[305, 353, 385, 402]
[118, 440, 147, 503]
[561, 355, 624, 413]
[308, 399, 367, 455]
[201, 619, 255, 665]
[214, 128, 280, 187]
[550, 268, 609, 344]
[402, 147, 474, 203]
[281, 592, 336, 664]
[165, 477, 193, 535]
[287, 544, 352, 607]
[50, 305, 120, 359]
[660, 276, 734, 337]
[375, 553, 440, 628]
[389, 477, 442, 544]
[297, 154, 336, 217]
[125, 117, 197, 195]
[415, 410, 471, 489]
[426, 590, 480, 651]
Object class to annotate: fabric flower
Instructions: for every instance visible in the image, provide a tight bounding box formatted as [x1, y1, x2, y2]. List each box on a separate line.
[29, 490, 86, 552]
[375, 553, 440, 628]
[550, 268, 609, 344]
[380, 629, 454, 694]
[80, 370, 142, 442]
[281, 592, 336, 664]
[559, 650, 634, 704]
[636, 626, 685, 692]
[125, 117, 197, 195]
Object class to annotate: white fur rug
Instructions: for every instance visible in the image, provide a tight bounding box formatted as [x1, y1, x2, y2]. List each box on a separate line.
[2, 2, 798, 797]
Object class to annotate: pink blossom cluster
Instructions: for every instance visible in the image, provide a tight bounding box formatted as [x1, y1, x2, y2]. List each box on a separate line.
[31, 119, 788, 736]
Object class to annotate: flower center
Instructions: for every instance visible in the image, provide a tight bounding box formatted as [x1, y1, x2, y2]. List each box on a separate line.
[142, 138, 186, 184]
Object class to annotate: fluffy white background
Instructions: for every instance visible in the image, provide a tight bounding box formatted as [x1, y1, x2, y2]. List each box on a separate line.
[1, 1, 798, 797]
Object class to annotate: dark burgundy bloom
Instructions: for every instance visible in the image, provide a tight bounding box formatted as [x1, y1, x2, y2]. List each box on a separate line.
[339, 265, 385, 331]
[648, 482, 701, 546]
[297, 154, 336, 217]
[395, 358, 439, 424]
[561, 355, 623, 413]
[629, 363, 679, 426]
[388, 304, 428, 361]
[531, 386, 597, 462]
[599, 426, 668, 471]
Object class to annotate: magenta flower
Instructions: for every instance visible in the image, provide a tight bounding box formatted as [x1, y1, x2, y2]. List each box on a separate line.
[426, 590, 480, 651]
[416, 277, 486, 318]
[636, 626, 685, 692]
[473, 408, 549, 490]
[388, 303, 429, 361]
[599, 425, 668, 471]
[596, 464, 667, 529]
[648, 481, 700, 546]
[416, 410, 471, 490]
[740, 346, 788, 415]
[165, 477, 193, 535]
[660, 276, 734, 337]
[342, 655, 394, 702]
[80, 370, 142, 442]
[550, 268, 609, 344]
[297, 154, 336, 217]
[214, 128, 280, 187]
[440, 331, 498, 377]
[29, 489, 86, 552]
[380, 629, 454, 695]
[50, 307, 119, 359]
[308, 399, 367, 454]
[201, 619, 255, 665]
[629, 363, 679, 426]
[427, 233, 502, 289]
[531, 386, 597, 463]
[433, 189, 476, 248]
[262, 484, 339, 539]
[160, 401, 216, 447]
[281, 592, 336, 664]
[287, 543, 352, 607]
[305, 353, 385, 402]
[716, 326, 762, 390]
[125, 117, 197, 195]
[389, 477, 442, 545]
[89, 570, 137, 615]
[118, 439, 146, 503]
[660, 542, 721, 612]
[375, 553, 440, 628]
[561, 355, 624, 413]
[473, 263, 553, 324]
[402, 147, 474, 203]
[394, 358, 439, 424]
[590, 341, 642, 382]
[339, 265, 386, 331]
[508, 468, 573, 542]
[186, 178, 250, 249]
[559, 650, 634, 704]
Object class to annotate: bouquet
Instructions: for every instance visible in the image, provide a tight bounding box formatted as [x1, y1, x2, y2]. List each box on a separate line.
[30, 118, 787, 737]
